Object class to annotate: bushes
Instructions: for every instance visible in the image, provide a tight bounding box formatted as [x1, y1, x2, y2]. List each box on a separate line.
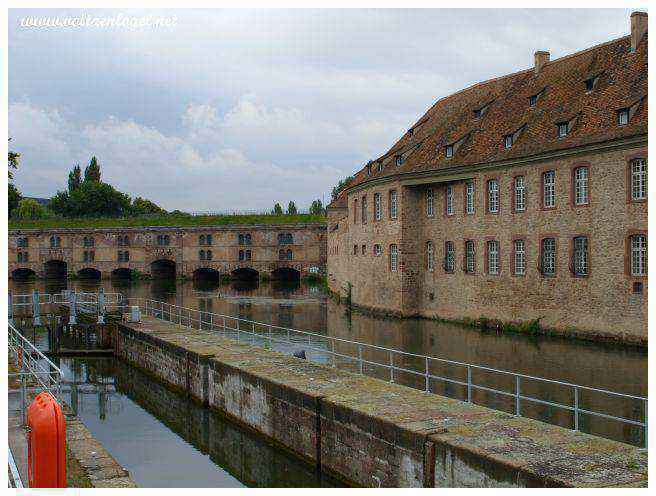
[14, 198, 49, 220]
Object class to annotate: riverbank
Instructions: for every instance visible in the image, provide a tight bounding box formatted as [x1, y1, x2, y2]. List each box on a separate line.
[114, 315, 647, 488]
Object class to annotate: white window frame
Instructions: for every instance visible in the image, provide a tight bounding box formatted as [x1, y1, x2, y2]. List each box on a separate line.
[541, 238, 556, 276]
[374, 192, 382, 220]
[573, 236, 588, 276]
[631, 234, 647, 276]
[514, 176, 525, 212]
[373, 244, 382, 257]
[446, 185, 454, 215]
[465, 241, 475, 273]
[426, 189, 434, 217]
[557, 123, 568, 138]
[445, 145, 453, 158]
[427, 241, 434, 272]
[543, 171, 555, 208]
[390, 244, 398, 272]
[445, 241, 455, 273]
[632, 159, 647, 201]
[487, 240, 499, 275]
[574, 167, 589, 206]
[466, 181, 475, 214]
[389, 190, 398, 220]
[514, 240, 525, 276]
[504, 135, 513, 149]
[396, 155, 403, 167]
[488, 180, 499, 213]
[618, 109, 629, 126]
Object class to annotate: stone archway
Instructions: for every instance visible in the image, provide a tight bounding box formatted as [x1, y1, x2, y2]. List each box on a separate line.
[44, 260, 67, 279]
[151, 259, 176, 279]
[78, 267, 102, 280]
[11, 268, 36, 280]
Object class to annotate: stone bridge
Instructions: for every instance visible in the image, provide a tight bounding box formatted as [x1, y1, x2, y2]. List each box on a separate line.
[9, 223, 327, 281]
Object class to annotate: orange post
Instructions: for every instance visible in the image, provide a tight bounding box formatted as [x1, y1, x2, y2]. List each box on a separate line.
[27, 392, 67, 488]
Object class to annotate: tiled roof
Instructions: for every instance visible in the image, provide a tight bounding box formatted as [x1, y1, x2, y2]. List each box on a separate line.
[331, 32, 647, 207]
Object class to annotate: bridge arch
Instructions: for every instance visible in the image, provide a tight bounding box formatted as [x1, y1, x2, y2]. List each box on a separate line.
[44, 260, 67, 279]
[11, 268, 36, 280]
[231, 267, 259, 281]
[271, 267, 301, 281]
[151, 259, 176, 279]
[78, 267, 102, 280]
[111, 268, 134, 279]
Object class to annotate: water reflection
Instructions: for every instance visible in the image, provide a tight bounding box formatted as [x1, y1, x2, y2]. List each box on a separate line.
[10, 277, 647, 446]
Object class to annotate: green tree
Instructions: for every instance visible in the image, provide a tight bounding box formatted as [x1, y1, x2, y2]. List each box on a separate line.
[66, 181, 131, 217]
[8, 138, 19, 180]
[287, 201, 297, 215]
[8, 183, 22, 217]
[15, 198, 48, 220]
[331, 175, 354, 201]
[132, 197, 166, 215]
[49, 190, 71, 217]
[271, 203, 283, 215]
[309, 199, 325, 215]
[84, 156, 101, 182]
[68, 164, 82, 192]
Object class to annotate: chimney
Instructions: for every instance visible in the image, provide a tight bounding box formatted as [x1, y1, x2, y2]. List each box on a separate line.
[631, 11, 648, 52]
[534, 51, 550, 76]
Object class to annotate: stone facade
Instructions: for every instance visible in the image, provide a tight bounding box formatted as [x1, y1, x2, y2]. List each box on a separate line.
[9, 223, 326, 280]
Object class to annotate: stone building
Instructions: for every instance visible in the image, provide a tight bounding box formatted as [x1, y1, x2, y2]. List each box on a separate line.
[9, 223, 326, 281]
[327, 12, 648, 343]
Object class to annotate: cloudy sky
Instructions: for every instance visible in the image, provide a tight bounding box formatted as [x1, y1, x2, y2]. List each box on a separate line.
[9, 8, 635, 212]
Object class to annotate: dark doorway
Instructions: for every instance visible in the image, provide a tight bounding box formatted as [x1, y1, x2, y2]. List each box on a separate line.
[231, 267, 259, 281]
[193, 268, 220, 291]
[44, 260, 67, 279]
[11, 268, 36, 280]
[78, 268, 102, 280]
[151, 259, 176, 280]
[271, 267, 301, 281]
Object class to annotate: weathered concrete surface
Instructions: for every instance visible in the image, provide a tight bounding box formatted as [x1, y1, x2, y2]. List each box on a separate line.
[115, 315, 647, 488]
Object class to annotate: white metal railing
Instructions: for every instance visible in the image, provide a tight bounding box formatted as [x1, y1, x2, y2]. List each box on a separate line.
[128, 297, 648, 449]
[8, 320, 64, 425]
[8, 447, 23, 488]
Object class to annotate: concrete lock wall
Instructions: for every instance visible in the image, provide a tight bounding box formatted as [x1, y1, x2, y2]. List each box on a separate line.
[113, 318, 647, 488]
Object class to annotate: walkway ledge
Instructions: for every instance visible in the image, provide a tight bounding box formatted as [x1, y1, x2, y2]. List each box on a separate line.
[114, 316, 647, 488]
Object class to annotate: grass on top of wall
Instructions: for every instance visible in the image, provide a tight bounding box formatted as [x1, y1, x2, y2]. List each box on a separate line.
[9, 213, 327, 230]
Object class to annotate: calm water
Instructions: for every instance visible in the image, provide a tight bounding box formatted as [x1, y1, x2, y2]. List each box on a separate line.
[10, 276, 648, 452]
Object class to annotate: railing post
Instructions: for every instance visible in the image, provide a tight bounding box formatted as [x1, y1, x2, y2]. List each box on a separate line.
[425, 357, 429, 392]
[331, 340, 335, 368]
[573, 386, 579, 431]
[9, 290, 13, 325]
[33, 290, 41, 326]
[358, 344, 363, 375]
[97, 288, 105, 324]
[467, 366, 472, 403]
[389, 351, 394, 383]
[268, 324, 272, 347]
[515, 376, 521, 416]
[222, 316, 226, 337]
[645, 399, 648, 450]
[69, 291, 77, 325]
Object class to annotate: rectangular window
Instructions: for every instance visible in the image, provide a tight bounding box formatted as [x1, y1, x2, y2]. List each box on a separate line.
[426, 189, 434, 217]
[487, 240, 499, 275]
[618, 108, 629, 126]
[396, 155, 403, 167]
[445, 185, 454, 215]
[631, 159, 647, 200]
[362, 196, 367, 224]
[444, 241, 455, 273]
[572, 236, 589, 276]
[574, 167, 589, 205]
[529, 94, 538, 108]
[557, 122, 568, 138]
[465, 181, 475, 214]
[366, 163, 372, 176]
[541, 238, 556, 276]
[376, 161, 383, 173]
[353, 245, 358, 256]
[390, 244, 398, 272]
[514, 176, 525, 212]
[361, 244, 366, 255]
[427, 241, 434, 272]
[631, 234, 647, 276]
[389, 190, 398, 220]
[374, 192, 382, 220]
[465, 241, 475, 273]
[543, 171, 555, 208]
[487, 179, 499, 213]
[373, 244, 382, 256]
[445, 145, 453, 158]
[504, 135, 513, 149]
[353, 199, 358, 224]
[514, 240, 525, 276]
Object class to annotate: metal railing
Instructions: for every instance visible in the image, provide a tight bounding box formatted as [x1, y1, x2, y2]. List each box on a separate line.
[8, 320, 65, 425]
[129, 297, 647, 449]
[8, 447, 23, 488]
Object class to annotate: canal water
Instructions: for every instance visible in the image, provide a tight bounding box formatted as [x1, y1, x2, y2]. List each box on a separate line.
[9, 275, 648, 480]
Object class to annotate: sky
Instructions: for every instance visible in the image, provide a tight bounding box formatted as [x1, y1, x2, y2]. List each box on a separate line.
[8, 8, 636, 212]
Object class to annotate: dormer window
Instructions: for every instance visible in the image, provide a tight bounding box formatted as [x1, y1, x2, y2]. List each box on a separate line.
[474, 108, 482, 119]
[529, 94, 538, 108]
[376, 160, 383, 173]
[366, 162, 372, 176]
[617, 108, 629, 126]
[557, 122, 569, 138]
[395, 155, 403, 167]
[504, 135, 513, 149]
[584, 75, 599, 92]
[407, 128, 414, 137]
[445, 145, 453, 159]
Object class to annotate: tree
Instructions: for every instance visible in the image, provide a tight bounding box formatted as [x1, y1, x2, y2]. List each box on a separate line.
[331, 175, 354, 201]
[65, 181, 131, 217]
[309, 199, 325, 215]
[287, 201, 297, 215]
[271, 203, 283, 215]
[68, 164, 82, 192]
[132, 197, 166, 215]
[48, 190, 71, 217]
[15, 198, 48, 220]
[84, 156, 101, 182]
[8, 138, 19, 180]
[8, 183, 21, 217]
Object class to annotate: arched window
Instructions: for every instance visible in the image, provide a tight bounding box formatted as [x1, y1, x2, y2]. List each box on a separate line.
[465, 241, 475, 273]
[239, 250, 245, 261]
[200, 250, 206, 261]
[207, 250, 212, 260]
[426, 241, 434, 272]
[572, 236, 588, 276]
[206, 234, 213, 246]
[389, 244, 398, 272]
[238, 234, 244, 245]
[246, 250, 252, 261]
[200, 235, 206, 246]
[286, 249, 292, 261]
[279, 249, 285, 261]
[631, 158, 647, 201]
[245, 233, 252, 245]
[630, 234, 647, 276]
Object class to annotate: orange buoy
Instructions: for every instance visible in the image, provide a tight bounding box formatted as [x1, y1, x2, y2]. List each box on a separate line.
[27, 392, 66, 487]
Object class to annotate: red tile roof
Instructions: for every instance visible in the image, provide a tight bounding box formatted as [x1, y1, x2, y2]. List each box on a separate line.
[331, 32, 647, 208]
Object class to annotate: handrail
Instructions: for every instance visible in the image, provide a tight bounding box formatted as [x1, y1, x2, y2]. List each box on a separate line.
[128, 297, 648, 449]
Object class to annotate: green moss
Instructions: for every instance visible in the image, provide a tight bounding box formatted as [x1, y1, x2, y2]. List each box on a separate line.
[259, 273, 271, 283]
[9, 213, 326, 230]
[220, 274, 232, 284]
